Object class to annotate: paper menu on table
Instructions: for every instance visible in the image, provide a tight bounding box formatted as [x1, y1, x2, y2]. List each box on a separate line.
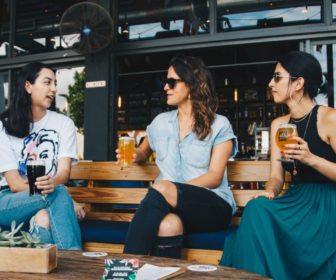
[136, 263, 185, 280]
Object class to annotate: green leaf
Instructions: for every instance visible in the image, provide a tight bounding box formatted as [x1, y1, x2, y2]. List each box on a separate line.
[0, 220, 43, 248]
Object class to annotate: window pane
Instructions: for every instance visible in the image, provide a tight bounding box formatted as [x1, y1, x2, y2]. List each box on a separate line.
[14, 0, 86, 56]
[55, 66, 85, 160]
[217, 0, 321, 32]
[118, 0, 209, 41]
[333, 0, 336, 20]
[0, 72, 9, 112]
[0, 0, 10, 59]
[312, 44, 329, 106]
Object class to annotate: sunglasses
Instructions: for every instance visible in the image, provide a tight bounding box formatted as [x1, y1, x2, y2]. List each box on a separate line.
[164, 78, 184, 89]
[272, 72, 298, 83]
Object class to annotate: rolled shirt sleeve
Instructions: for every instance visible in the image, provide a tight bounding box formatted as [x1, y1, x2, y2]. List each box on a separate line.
[213, 116, 238, 158]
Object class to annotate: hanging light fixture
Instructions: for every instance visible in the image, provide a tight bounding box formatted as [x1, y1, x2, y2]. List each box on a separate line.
[122, 22, 129, 34]
[122, 12, 129, 34]
[302, 1, 308, 13]
[224, 78, 229, 86]
[234, 88, 238, 103]
[118, 96, 122, 108]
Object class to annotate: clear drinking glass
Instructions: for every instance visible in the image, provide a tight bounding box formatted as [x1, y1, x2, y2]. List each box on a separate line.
[275, 123, 298, 162]
[27, 159, 46, 195]
[118, 136, 135, 168]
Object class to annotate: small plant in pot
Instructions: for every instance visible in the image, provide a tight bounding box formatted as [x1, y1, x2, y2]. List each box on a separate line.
[0, 220, 43, 248]
[0, 221, 57, 273]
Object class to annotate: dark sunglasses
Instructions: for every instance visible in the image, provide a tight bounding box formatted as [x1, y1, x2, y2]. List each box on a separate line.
[164, 78, 184, 89]
[272, 72, 298, 83]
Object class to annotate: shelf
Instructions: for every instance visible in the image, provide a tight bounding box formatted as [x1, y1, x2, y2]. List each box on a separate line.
[238, 101, 263, 106]
[238, 117, 263, 121]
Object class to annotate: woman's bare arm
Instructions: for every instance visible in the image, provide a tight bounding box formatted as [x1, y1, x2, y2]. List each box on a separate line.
[186, 140, 233, 189]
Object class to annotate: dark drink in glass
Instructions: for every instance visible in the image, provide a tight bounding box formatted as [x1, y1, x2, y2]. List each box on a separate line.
[27, 160, 46, 195]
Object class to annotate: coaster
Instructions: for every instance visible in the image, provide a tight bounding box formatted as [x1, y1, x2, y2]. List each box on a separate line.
[187, 264, 217, 272]
[82, 251, 108, 257]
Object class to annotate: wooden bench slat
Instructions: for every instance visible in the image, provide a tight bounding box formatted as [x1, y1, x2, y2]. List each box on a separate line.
[227, 161, 270, 182]
[69, 164, 92, 180]
[68, 187, 148, 204]
[70, 161, 159, 181]
[227, 161, 291, 182]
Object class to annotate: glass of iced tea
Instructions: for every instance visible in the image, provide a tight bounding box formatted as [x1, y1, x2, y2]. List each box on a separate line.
[275, 123, 298, 162]
[118, 136, 135, 168]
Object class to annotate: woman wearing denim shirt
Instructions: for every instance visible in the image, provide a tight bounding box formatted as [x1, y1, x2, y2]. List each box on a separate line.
[0, 62, 83, 249]
[122, 55, 237, 258]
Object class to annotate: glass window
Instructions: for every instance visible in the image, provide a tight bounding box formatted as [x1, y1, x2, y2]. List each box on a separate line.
[333, 0, 336, 21]
[117, 0, 209, 41]
[0, 0, 10, 59]
[55, 66, 85, 159]
[14, 0, 86, 56]
[312, 44, 329, 106]
[0, 72, 9, 112]
[217, 0, 321, 32]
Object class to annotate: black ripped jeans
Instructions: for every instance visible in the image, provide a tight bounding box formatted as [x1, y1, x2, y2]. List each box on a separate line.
[123, 182, 232, 257]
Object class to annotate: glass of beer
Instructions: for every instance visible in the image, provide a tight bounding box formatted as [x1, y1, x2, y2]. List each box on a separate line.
[118, 136, 135, 168]
[27, 159, 46, 195]
[275, 123, 298, 162]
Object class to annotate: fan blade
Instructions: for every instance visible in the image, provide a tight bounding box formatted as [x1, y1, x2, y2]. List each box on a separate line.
[59, 2, 113, 54]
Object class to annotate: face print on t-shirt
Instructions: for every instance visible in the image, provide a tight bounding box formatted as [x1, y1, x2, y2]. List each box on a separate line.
[21, 129, 59, 176]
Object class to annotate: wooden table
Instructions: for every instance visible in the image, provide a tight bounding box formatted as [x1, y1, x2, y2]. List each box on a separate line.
[0, 250, 269, 279]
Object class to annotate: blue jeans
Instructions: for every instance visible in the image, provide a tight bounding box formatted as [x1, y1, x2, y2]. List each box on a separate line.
[0, 185, 82, 249]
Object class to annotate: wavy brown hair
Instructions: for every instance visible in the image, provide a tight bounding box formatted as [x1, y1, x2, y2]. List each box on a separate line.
[169, 54, 218, 140]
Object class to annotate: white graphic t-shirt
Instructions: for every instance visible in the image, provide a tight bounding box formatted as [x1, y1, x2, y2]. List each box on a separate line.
[0, 110, 78, 187]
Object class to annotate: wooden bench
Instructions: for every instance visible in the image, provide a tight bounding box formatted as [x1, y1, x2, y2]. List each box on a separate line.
[68, 160, 290, 265]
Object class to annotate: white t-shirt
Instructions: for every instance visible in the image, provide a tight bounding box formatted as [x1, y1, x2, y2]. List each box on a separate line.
[0, 110, 78, 187]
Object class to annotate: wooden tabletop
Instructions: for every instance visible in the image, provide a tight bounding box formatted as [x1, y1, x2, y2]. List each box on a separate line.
[0, 250, 269, 279]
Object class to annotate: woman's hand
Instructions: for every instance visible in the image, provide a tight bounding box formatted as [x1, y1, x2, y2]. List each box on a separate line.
[253, 190, 276, 200]
[73, 200, 85, 221]
[35, 175, 55, 194]
[115, 148, 137, 164]
[284, 136, 315, 166]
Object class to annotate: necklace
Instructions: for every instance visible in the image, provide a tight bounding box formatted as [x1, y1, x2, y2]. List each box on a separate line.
[290, 111, 311, 123]
[291, 105, 315, 175]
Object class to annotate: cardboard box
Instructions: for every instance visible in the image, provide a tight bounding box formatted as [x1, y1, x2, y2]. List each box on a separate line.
[0, 244, 57, 273]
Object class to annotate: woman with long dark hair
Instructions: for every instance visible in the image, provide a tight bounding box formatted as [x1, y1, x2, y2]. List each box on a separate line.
[0, 62, 83, 249]
[221, 51, 336, 279]
[121, 54, 237, 258]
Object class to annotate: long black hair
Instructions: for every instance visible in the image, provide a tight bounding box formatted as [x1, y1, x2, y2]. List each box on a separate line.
[278, 51, 328, 99]
[0, 62, 55, 138]
[169, 54, 218, 140]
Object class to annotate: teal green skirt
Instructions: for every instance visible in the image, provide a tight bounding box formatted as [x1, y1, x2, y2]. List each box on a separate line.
[220, 183, 336, 280]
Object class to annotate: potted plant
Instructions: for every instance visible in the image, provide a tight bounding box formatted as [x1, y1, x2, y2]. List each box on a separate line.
[0, 221, 57, 273]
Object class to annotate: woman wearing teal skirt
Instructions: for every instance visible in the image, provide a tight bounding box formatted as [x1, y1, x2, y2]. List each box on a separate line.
[221, 51, 336, 279]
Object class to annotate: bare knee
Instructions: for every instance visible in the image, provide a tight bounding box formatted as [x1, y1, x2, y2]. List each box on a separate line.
[158, 213, 183, 237]
[152, 180, 177, 206]
[34, 209, 50, 229]
[152, 180, 172, 194]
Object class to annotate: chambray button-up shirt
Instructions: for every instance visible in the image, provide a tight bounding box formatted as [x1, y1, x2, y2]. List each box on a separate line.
[146, 110, 238, 213]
